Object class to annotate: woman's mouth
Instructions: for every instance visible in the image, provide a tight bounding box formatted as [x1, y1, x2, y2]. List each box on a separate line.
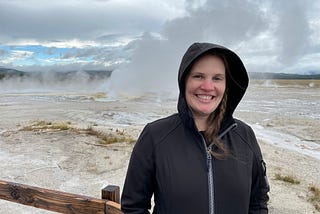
[196, 95, 214, 100]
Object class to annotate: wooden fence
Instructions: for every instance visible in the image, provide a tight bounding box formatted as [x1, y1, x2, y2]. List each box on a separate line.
[0, 180, 123, 214]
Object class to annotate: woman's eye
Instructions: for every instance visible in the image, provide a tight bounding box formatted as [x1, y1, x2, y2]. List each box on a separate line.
[193, 75, 203, 79]
[213, 76, 224, 81]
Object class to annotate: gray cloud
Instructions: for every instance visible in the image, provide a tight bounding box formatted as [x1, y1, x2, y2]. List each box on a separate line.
[163, 0, 267, 46]
[60, 45, 131, 66]
[14, 61, 111, 73]
[0, 49, 8, 57]
[0, 1, 168, 42]
[45, 47, 57, 55]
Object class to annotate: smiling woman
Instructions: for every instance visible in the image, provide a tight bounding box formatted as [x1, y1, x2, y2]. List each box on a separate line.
[121, 42, 270, 214]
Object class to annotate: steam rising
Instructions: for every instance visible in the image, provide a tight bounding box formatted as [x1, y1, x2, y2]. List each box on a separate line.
[0, 70, 112, 93]
[274, 1, 311, 65]
[109, 0, 316, 96]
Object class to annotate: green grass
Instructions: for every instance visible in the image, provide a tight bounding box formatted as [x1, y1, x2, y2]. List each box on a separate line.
[275, 173, 300, 185]
[308, 185, 320, 211]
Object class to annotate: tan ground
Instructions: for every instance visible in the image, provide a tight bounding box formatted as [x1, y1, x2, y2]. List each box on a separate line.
[0, 83, 319, 213]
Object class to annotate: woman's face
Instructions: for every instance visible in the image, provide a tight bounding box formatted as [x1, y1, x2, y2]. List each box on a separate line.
[185, 55, 226, 119]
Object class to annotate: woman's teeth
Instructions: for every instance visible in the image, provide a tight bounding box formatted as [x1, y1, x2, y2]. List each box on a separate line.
[197, 95, 213, 100]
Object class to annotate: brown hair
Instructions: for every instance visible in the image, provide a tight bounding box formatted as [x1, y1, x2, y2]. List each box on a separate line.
[205, 91, 228, 159]
[203, 53, 229, 159]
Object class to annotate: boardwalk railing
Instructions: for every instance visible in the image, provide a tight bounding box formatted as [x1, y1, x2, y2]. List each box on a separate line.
[0, 180, 123, 214]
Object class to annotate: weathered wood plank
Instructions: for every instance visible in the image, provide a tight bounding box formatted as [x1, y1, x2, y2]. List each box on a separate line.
[106, 201, 122, 214]
[0, 180, 122, 214]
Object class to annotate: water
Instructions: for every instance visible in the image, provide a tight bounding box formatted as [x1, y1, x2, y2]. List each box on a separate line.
[236, 82, 320, 160]
[239, 84, 320, 120]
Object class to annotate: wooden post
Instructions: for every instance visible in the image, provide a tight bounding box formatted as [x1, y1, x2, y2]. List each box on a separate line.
[101, 185, 120, 204]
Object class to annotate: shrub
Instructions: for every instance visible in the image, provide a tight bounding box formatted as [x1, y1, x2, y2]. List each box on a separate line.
[274, 173, 300, 184]
[308, 185, 320, 211]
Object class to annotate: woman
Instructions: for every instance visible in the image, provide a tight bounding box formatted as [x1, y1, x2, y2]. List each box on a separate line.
[121, 42, 269, 214]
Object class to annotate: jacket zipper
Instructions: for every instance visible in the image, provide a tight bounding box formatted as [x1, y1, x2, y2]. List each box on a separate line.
[199, 134, 215, 214]
[200, 123, 237, 214]
[207, 143, 214, 214]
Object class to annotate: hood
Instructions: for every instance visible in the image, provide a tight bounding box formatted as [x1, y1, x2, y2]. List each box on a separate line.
[177, 42, 248, 128]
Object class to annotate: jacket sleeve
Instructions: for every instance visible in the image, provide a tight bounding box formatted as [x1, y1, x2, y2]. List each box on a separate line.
[248, 128, 270, 214]
[121, 125, 155, 214]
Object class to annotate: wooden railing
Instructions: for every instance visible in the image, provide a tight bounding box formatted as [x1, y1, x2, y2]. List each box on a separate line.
[0, 180, 123, 214]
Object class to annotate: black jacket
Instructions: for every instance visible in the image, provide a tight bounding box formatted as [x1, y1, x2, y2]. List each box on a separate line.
[121, 43, 269, 214]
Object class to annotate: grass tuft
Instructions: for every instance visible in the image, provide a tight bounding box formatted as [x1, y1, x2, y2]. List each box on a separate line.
[21, 120, 71, 131]
[275, 173, 300, 185]
[91, 92, 107, 99]
[21, 120, 136, 145]
[308, 185, 320, 211]
[83, 127, 136, 144]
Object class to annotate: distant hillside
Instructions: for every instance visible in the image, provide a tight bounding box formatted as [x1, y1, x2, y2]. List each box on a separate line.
[0, 67, 113, 81]
[249, 72, 320, 80]
[0, 68, 25, 79]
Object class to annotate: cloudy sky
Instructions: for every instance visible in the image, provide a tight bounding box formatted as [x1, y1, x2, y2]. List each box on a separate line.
[1, 0, 320, 93]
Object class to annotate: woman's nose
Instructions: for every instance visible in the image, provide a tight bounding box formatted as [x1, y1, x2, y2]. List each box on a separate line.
[200, 79, 214, 90]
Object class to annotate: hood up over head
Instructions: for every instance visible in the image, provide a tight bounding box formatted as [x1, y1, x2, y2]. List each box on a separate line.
[177, 42, 248, 127]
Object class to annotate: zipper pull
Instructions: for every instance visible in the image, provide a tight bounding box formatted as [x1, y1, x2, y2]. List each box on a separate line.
[206, 147, 212, 171]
